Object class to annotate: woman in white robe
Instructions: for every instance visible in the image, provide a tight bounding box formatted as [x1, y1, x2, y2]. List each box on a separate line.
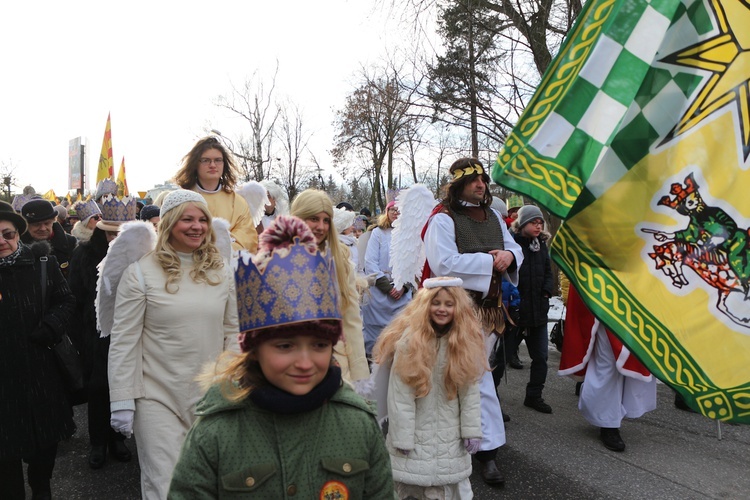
[361, 202, 413, 357]
[107, 191, 238, 500]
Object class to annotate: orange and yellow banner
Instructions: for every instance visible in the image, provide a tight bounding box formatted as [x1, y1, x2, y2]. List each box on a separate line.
[116, 157, 129, 197]
[96, 113, 114, 184]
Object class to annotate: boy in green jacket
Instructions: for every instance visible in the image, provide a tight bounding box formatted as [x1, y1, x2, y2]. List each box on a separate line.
[169, 215, 395, 499]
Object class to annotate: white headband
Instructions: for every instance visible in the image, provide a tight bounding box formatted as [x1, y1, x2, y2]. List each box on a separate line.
[423, 277, 463, 289]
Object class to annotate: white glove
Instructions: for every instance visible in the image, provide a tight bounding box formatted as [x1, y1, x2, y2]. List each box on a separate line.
[111, 409, 135, 438]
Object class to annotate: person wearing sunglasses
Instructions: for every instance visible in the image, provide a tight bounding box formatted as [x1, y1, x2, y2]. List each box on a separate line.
[0, 201, 77, 500]
[20, 199, 78, 278]
[71, 199, 104, 243]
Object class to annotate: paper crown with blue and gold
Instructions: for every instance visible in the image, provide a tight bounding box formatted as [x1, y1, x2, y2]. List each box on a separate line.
[95, 178, 118, 200]
[72, 199, 101, 222]
[234, 215, 341, 333]
[11, 194, 33, 212]
[97, 193, 137, 231]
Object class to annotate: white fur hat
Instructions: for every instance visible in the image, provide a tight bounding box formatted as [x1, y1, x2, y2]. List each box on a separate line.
[333, 207, 356, 234]
[491, 197, 509, 217]
[159, 190, 207, 218]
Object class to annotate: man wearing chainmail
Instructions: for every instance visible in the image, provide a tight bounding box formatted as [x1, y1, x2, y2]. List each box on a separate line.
[422, 157, 523, 486]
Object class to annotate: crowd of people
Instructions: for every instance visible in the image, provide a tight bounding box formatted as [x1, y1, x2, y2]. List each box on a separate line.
[2, 142, 676, 499]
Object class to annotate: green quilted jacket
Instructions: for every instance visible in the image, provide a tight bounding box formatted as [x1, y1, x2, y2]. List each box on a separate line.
[168, 382, 396, 499]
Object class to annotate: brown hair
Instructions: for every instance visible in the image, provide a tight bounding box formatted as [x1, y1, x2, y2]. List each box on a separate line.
[200, 321, 339, 402]
[174, 136, 239, 193]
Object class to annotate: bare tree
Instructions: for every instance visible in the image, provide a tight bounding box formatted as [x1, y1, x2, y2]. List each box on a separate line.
[332, 62, 425, 210]
[215, 66, 281, 181]
[274, 101, 315, 201]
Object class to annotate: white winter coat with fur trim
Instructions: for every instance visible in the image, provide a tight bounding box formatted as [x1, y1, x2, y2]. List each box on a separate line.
[386, 333, 482, 486]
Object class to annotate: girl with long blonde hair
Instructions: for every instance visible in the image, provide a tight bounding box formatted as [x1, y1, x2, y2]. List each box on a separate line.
[290, 189, 369, 383]
[374, 277, 487, 499]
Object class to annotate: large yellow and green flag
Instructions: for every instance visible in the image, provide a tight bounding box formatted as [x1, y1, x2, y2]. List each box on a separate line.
[493, 0, 750, 423]
[96, 113, 114, 184]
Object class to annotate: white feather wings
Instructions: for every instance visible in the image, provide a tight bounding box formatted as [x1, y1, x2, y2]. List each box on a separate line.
[96, 221, 157, 338]
[390, 184, 438, 290]
[95, 218, 235, 338]
[237, 181, 270, 227]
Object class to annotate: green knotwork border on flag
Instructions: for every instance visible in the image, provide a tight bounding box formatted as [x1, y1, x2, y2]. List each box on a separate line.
[552, 224, 750, 423]
[495, 0, 618, 216]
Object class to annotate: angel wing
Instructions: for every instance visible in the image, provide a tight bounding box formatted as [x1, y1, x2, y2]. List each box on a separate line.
[237, 181, 270, 227]
[212, 217, 233, 262]
[390, 184, 438, 290]
[96, 221, 157, 337]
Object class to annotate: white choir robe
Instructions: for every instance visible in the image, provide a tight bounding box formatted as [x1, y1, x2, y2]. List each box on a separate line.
[579, 321, 657, 428]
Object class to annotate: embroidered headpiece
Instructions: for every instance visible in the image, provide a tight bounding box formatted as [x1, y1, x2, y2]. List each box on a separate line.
[95, 179, 118, 200]
[72, 199, 102, 223]
[235, 215, 342, 343]
[97, 194, 137, 231]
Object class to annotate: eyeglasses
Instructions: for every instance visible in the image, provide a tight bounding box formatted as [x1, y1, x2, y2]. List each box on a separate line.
[529, 219, 545, 226]
[1, 230, 18, 240]
[199, 158, 224, 166]
[90, 214, 102, 221]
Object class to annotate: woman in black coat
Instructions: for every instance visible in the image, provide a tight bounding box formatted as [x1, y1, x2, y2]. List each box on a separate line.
[511, 205, 555, 414]
[67, 227, 131, 469]
[0, 201, 76, 500]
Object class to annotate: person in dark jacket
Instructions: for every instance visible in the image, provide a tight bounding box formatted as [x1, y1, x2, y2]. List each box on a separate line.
[20, 199, 77, 278]
[511, 205, 555, 414]
[67, 227, 132, 469]
[0, 201, 76, 500]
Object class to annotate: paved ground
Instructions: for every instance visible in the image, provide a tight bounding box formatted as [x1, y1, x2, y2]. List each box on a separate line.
[34, 338, 750, 499]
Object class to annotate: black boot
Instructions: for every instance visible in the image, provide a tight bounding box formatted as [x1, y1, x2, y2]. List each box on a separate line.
[88, 445, 107, 469]
[479, 460, 505, 485]
[600, 427, 625, 452]
[524, 397, 552, 414]
[509, 355, 523, 369]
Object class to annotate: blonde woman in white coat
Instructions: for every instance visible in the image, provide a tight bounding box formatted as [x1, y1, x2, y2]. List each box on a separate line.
[107, 190, 239, 500]
[374, 278, 486, 499]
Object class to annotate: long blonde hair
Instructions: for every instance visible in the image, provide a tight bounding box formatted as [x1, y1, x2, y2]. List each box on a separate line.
[290, 189, 354, 311]
[374, 285, 487, 400]
[155, 201, 225, 293]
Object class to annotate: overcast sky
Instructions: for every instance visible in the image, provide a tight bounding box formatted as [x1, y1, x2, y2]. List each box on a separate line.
[0, 0, 412, 196]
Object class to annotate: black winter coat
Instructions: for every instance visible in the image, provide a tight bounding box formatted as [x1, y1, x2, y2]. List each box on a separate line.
[512, 232, 555, 327]
[21, 221, 77, 279]
[67, 231, 109, 388]
[0, 242, 77, 459]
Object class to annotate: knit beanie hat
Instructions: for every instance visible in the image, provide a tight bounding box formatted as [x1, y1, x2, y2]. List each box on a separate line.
[53, 205, 68, 221]
[159, 190, 207, 218]
[139, 204, 161, 221]
[517, 205, 544, 228]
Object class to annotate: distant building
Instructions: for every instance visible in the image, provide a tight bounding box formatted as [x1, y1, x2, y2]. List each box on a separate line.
[145, 181, 179, 204]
